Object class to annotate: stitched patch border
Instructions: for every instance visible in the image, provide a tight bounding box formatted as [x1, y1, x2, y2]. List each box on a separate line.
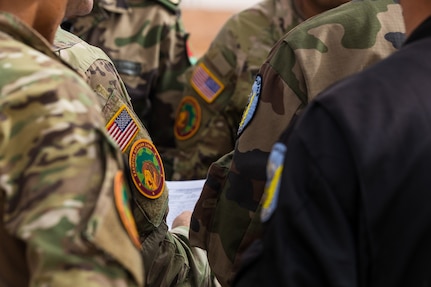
[191, 62, 225, 103]
[129, 139, 165, 199]
[174, 96, 202, 140]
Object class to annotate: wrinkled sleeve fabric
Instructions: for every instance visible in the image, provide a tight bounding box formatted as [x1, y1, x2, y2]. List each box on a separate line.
[142, 224, 215, 287]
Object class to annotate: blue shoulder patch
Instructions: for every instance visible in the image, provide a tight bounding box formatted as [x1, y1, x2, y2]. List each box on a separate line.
[238, 75, 262, 136]
[261, 142, 287, 223]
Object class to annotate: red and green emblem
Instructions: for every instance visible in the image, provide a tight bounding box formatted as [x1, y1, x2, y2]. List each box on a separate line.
[129, 139, 165, 199]
[174, 96, 201, 140]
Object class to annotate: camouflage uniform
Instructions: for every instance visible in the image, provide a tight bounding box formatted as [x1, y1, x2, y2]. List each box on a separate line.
[0, 12, 143, 287]
[68, 0, 191, 151]
[171, 0, 303, 180]
[189, 0, 406, 286]
[53, 27, 214, 287]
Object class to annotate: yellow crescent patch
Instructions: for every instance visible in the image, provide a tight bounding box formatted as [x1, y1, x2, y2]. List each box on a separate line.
[261, 142, 287, 222]
[238, 75, 261, 136]
[114, 171, 141, 249]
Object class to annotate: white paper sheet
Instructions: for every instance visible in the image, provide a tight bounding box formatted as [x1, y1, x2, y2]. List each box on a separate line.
[166, 179, 205, 229]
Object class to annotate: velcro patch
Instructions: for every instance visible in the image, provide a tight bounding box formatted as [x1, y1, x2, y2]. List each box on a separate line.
[191, 62, 224, 103]
[129, 139, 165, 199]
[238, 75, 262, 136]
[174, 96, 201, 140]
[106, 105, 139, 152]
[261, 142, 286, 222]
[114, 171, 141, 249]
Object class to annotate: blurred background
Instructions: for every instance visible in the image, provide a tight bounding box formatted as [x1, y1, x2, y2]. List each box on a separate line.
[181, 0, 261, 58]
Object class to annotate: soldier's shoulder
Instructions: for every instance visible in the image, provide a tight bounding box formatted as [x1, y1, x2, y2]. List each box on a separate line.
[281, 0, 403, 48]
[148, 0, 180, 13]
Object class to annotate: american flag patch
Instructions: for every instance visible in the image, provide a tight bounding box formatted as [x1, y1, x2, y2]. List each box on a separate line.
[106, 106, 139, 152]
[191, 63, 224, 103]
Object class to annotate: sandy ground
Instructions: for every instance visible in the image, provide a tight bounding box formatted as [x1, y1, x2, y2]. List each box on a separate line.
[182, 9, 235, 58]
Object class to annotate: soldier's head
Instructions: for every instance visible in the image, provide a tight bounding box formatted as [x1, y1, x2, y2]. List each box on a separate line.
[294, 0, 350, 19]
[399, 0, 431, 36]
[65, 0, 94, 18]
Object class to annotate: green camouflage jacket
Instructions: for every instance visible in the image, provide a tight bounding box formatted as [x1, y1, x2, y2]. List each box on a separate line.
[0, 13, 144, 287]
[189, 0, 406, 285]
[171, 0, 303, 180]
[69, 0, 191, 150]
[53, 27, 214, 287]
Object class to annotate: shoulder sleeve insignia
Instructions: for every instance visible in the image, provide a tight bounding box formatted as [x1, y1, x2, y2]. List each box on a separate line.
[261, 142, 287, 223]
[174, 96, 201, 140]
[191, 62, 225, 103]
[129, 139, 165, 199]
[238, 74, 262, 136]
[114, 171, 141, 249]
[106, 105, 139, 152]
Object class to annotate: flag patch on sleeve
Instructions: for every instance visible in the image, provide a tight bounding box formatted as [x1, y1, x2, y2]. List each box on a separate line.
[191, 62, 224, 103]
[106, 105, 139, 152]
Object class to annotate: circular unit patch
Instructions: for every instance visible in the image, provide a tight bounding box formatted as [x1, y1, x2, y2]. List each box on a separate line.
[114, 171, 141, 249]
[238, 74, 262, 136]
[129, 139, 165, 199]
[174, 96, 201, 140]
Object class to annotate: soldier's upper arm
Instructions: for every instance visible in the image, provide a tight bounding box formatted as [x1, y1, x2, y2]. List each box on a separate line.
[0, 72, 144, 286]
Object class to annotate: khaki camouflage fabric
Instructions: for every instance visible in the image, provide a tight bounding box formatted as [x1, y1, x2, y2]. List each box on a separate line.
[189, 0, 406, 286]
[171, 0, 304, 180]
[53, 27, 214, 287]
[68, 0, 191, 153]
[0, 12, 144, 287]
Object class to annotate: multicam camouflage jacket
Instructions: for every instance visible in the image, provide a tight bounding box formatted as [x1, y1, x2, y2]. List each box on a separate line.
[53, 27, 214, 287]
[0, 13, 143, 287]
[171, 0, 303, 180]
[189, 0, 406, 286]
[68, 0, 191, 151]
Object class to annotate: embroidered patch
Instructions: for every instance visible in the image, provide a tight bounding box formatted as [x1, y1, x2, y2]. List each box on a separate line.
[238, 75, 262, 136]
[106, 105, 139, 152]
[261, 142, 287, 222]
[191, 62, 224, 103]
[174, 96, 201, 140]
[129, 139, 165, 199]
[114, 171, 141, 249]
